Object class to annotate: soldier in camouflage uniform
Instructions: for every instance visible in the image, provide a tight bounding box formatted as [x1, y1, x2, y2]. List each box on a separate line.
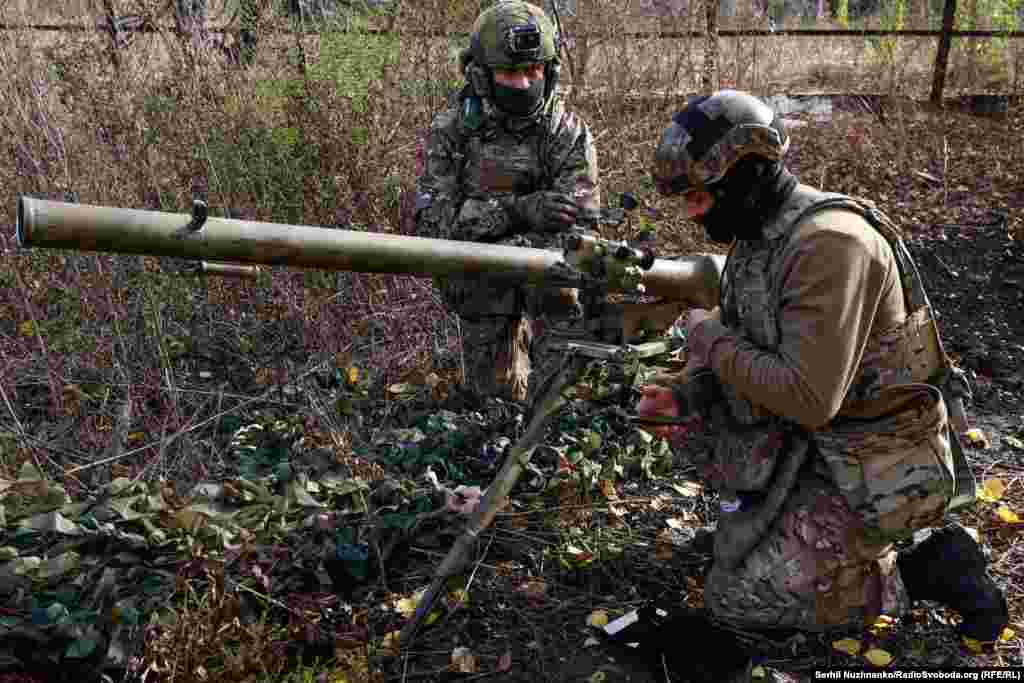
[414, 0, 600, 403]
[636, 91, 1007, 657]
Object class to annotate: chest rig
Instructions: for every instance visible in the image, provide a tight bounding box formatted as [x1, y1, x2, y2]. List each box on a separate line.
[454, 89, 565, 201]
[718, 185, 975, 513]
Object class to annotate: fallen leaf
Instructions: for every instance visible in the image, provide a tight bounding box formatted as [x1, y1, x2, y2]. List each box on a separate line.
[451, 646, 477, 673]
[516, 579, 547, 600]
[446, 486, 485, 515]
[868, 614, 896, 636]
[586, 610, 609, 628]
[379, 631, 401, 656]
[671, 481, 702, 497]
[655, 528, 674, 561]
[394, 590, 425, 618]
[977, 478, 1007, 503]
[963, 428, 990, 449]
[447, 589, 470, 610]
[864, 648, 893, 667]
[832, 638, 862, 656]
[995, 505, 1022, 524]
[963, 636, 985, 654]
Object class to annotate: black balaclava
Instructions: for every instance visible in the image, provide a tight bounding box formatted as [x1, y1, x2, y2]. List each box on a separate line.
[696, 156, 798, 244]
[492, 77, 545, 117]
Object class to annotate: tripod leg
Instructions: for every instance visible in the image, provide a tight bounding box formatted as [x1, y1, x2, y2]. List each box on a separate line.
[398, 352, 588, 647]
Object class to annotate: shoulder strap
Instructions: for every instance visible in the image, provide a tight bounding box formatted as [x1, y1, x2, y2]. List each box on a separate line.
[793, 196, 976, 512]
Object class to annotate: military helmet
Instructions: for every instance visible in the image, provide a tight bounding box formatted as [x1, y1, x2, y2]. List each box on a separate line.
[470, 1, 559, 70]
[652, 90, 789, 196]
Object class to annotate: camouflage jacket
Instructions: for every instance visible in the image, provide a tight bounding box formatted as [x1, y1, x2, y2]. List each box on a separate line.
[414, 86, 600, 251]
[685, 185, 958, 561]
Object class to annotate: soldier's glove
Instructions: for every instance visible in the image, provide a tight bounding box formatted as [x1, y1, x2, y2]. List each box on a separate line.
[670, 368, 720, 420]
[508, 191, 579, 233]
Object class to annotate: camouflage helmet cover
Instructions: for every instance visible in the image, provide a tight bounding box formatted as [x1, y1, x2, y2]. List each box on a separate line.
[470, 1, 559, 70]
[653, 90, 790, 196]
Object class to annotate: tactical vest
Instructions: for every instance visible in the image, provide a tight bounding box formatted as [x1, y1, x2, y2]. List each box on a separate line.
[716, 185, 975, 545]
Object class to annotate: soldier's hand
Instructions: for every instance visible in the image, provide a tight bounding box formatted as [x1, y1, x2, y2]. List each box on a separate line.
[514, 192, 579, 232]
[636, 385, 687, 440]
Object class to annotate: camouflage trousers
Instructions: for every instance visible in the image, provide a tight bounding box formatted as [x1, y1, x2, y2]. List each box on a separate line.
[458, 315, 533, 402]
[443, 278, 581, 404]
[703, 469, 912, 631]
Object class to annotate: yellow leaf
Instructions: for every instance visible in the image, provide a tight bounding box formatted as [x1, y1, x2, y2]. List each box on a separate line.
[963, 636, 984, 654]
[864, 648, 893, 667]
[964, 428, 990, 449]
[19, 320, 34, 337]
[447, 588, 470, 609]
[751, 666, 766, 679]
[588, 672, 607, 683]
[347, 367, 359, 386]
[977, 478, 1007, 503]
[832, 638, 862, 656]
[996, 505, 1023, 524]
[380, 631, 401, 656]
[1000, 627, 1016, 641]
[586, 610, 609, 628]
[395, 589, 428, 618]
[1006, 436, 1024, 450]
[868, 614, 896, 635]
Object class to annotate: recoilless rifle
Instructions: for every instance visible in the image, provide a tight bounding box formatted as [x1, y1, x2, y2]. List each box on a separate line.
[15, 194, 725, 646]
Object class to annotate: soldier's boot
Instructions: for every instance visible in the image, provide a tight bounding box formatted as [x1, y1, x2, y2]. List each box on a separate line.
[896, 523, 1009, 645]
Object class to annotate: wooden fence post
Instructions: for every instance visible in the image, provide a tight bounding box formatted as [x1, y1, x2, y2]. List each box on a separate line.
[930, 0, 957, 104]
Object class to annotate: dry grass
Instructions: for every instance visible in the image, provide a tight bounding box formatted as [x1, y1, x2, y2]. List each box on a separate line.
[0, 0, 1021, 680]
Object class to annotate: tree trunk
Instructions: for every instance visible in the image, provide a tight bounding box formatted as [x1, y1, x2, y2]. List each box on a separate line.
[929, 0, 957, 104]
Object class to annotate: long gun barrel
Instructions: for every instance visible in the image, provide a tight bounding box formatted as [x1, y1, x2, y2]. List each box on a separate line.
[16, 197, 724, 309]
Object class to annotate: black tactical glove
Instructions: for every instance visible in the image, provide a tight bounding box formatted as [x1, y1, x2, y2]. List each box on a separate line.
[507, 191, 579, 233]
[670, 368, 720, 420]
